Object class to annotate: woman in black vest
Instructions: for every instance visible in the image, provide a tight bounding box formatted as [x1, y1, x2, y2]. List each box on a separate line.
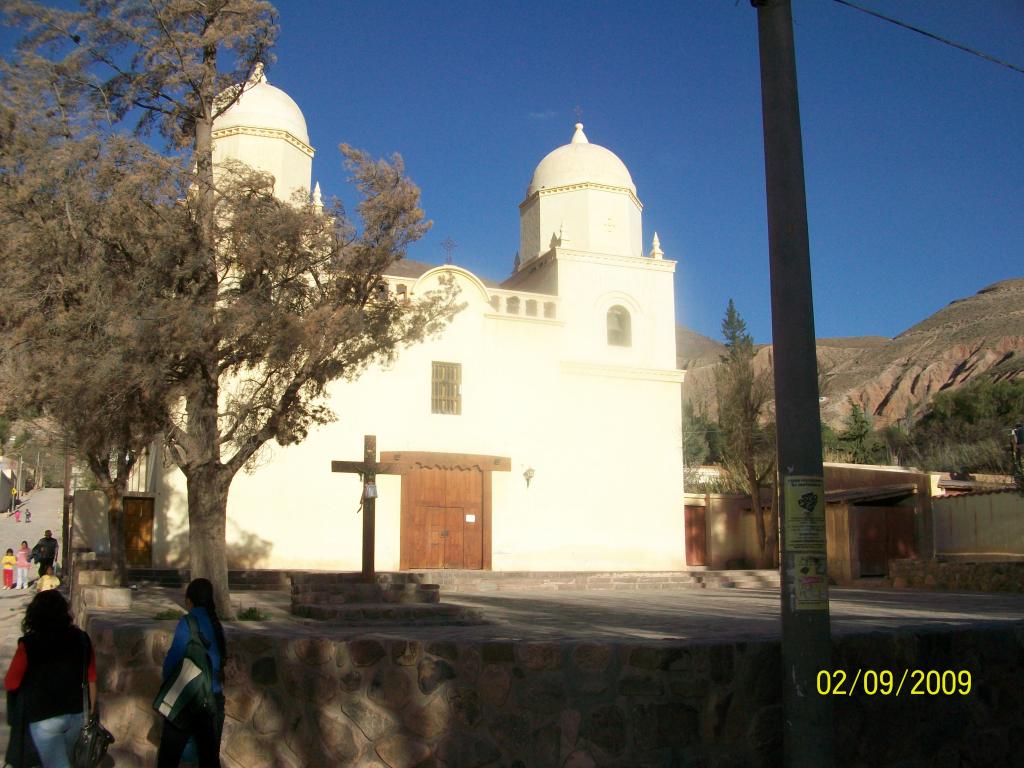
[4, 590, 96, 768]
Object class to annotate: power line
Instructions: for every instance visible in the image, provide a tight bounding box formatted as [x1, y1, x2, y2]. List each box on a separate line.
[834, 0, 1024, 77]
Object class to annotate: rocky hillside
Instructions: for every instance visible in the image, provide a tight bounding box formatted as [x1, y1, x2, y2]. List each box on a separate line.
[679, 277, 1024, 425]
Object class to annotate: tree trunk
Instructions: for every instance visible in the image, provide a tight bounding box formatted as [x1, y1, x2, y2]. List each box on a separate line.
[185, 463, 232, 617]
[748, 466, 769, 567]
[103, 480, 128, 587]
[180, 50, 231, 616]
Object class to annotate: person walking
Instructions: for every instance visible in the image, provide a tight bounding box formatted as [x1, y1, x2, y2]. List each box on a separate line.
[156, 578, 227, 768]
[15, 540, 31, 589]
[4, 590, 97, 768]
[31, 530, 58, 579]
[37, 566, 60, 592]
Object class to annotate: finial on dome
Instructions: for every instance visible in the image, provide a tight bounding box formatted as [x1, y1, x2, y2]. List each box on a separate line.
[571, 123, 588, 145]
[249, 61, 267, 85]
[513, 251, 521, 272]
[649, 232, 664, 259]
[312, 181, 323, 212]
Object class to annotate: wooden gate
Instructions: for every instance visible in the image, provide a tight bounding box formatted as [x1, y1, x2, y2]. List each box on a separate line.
[123, 497, 154, 567]
[855, 505, 917, 577]
[684, 505, 707, 566]
[402, 466, 484, 569]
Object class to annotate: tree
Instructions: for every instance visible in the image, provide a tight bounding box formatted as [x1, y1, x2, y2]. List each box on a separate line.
[0, 56, 181, 585]
[3, 1, 457, 611]
[682, 400, 711, 470]
[1011, 424, 1024, 495]
[910, 379, 1024, 476]
[714, 300, 777, 567]
[837, 400, 886, 464]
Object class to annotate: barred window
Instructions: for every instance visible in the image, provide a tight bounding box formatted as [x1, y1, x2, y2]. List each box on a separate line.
[431, 362, 462, 415]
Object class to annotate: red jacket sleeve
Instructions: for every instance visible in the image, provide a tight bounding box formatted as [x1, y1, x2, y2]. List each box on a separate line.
[4, 642, 27, 691]
[3, 640, 95, 688]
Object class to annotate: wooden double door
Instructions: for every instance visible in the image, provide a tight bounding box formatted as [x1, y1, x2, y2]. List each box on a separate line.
[401, 466, 484, 570]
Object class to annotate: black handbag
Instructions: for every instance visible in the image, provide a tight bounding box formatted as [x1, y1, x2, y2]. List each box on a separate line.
[71, 632, 114, 768]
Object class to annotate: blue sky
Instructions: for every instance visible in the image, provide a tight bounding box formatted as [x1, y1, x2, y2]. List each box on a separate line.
[6, 1, 1023, 343]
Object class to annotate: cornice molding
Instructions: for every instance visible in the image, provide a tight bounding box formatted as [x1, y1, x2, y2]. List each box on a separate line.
[519, 182, 642, 211]
[212, 125, 314, 158]
[484, 312, 564, 327]
[561, 361, 686, 383]
[555, 249, 676, 273]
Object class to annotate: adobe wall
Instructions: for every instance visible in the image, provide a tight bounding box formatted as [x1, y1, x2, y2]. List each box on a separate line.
[683, 492, 763, 569]
[933, 492, 1024, 556]
[89, 616, 1024, 768]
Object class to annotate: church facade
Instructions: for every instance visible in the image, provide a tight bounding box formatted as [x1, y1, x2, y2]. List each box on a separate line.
[130, 71, 686, 572]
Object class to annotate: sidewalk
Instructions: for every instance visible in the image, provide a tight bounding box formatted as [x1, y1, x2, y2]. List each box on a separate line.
[0, 487, 65, 751]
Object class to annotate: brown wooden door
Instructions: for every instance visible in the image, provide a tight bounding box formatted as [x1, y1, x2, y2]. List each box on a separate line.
[403, 466, 483, 569]
[684, 505, 707, 566]
[856, 505, 917, 577]
[856, 506, 888, 577]
[885, 507, 917, 561]
[123, 497, 154, 567]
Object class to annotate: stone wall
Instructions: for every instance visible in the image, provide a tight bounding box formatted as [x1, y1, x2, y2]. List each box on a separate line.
[890, 558, 1024, 592]
[89, 616, 1024, 768]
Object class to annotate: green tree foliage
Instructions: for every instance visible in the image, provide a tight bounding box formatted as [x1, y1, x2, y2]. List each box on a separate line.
[682, 400, 712, 469]
[1, 1, 457, 610]
[683, 399, 724, 490]
[1011, 425, 1024, 494]
[714, 300, 777, 567]
[910, 379, 1024, 476]
[838, 401, 887, 464]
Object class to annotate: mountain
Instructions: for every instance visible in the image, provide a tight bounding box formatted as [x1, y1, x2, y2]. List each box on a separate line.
[679, 277, 1024, 425]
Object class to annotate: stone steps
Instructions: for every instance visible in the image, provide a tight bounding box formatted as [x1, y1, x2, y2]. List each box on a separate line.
[292, 602, 487, 626]
[409, 570, 781, 592]
[290, 572, 444, 618]
[115, 568, 782, 596]
[293, 583, 441, 606]
[125, 568, 292, 591]
[692, 570, 782, 590]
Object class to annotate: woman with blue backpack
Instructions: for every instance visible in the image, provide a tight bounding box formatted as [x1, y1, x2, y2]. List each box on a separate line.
[155, 578, 227, 768]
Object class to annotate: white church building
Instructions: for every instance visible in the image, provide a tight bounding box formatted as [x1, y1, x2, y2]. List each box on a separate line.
[102, 70, 687, 573]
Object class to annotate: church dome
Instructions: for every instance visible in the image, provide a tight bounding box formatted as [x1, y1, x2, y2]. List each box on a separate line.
[526, 124, 635, 197]
[213, 65, 310, 146]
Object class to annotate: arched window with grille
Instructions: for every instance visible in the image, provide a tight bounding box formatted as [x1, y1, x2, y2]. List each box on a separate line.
[606, 305, 631, 347]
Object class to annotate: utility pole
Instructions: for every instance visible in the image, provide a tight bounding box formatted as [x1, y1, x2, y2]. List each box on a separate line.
[751, 1, 834, 766]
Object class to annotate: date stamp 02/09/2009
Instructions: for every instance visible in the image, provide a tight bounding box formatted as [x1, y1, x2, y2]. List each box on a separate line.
[816, 669, 972, 697]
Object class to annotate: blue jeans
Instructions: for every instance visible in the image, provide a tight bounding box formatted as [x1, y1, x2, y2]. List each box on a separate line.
[29, 712, 82, 768]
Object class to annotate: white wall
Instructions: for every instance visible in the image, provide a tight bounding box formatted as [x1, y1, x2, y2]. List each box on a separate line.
[151, 262, 685, 572]
[213, 131, 313, 203]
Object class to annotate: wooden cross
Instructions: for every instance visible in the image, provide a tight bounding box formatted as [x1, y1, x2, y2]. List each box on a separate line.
[331, 435, 405, 581]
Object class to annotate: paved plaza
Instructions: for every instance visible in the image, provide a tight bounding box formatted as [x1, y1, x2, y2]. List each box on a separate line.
[120, 575, 1024, 644]
[0, 488, 1022, 648]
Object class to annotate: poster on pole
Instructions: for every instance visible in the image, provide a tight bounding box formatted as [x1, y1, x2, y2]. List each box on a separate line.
[784, 475, 829, 610]
[783, 475, 826, 552]
[793, 554, 828, 610]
